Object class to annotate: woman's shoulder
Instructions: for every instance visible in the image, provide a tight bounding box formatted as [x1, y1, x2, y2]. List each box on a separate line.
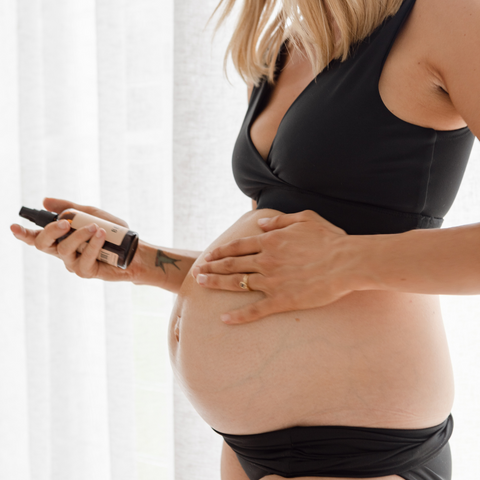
[413, 0, 480, 136]
[415, 0, 480, 48]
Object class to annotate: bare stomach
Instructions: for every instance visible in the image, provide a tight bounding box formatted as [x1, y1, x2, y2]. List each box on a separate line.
[168, 208, 454, 435]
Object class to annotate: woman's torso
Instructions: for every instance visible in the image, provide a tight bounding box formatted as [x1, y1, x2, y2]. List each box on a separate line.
[234, 0, 473, 234]
[170, 209, 454, 435]
[169, 0, 468, 435]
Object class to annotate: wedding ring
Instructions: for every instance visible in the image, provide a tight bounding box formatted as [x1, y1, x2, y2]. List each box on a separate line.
[239, 274, 252, 291]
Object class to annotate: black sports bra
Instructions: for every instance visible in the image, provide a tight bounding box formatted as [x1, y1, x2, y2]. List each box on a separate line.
[232, 0, 475, 235]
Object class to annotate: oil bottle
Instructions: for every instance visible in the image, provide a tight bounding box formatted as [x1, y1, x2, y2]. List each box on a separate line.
[19, 206, 139, 269]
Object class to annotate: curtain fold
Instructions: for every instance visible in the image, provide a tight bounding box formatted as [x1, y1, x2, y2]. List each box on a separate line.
[2, 0, 34, 478]
[2, 0, 480, 479]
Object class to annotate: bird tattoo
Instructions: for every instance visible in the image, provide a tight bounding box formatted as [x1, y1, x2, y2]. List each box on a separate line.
[155, 250, 181, 273]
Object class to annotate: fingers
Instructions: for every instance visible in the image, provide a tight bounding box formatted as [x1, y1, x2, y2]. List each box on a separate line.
[204, 236, 261, 262]
[221, 297, 283, 324]
[34, 219, 72, 252]
[257, 210, 317, 231]
[193, 255, 254, 276]
[12, 220, 71, 251]
[55, 223, 99, 264]
[257, 210, 346, 235]
[195, 272, 264, 292]
[13, 216, 108, 278]
[11, 224, 42, 246]
[55, 223, 107, 277]
[43, 197, 129, 228]
[70, 227, 106, 278]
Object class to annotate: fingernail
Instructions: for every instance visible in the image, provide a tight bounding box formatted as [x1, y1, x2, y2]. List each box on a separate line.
[197, 274, 207, 285]
[59, 220, 70, 229]
[204, 252, 212, 262]
[88, 223, 97, 233]
[192, 266, 200, 277]
[95, 228, 104, 238]
[221, 314, 232, 323]
[258, 218, 269, 226]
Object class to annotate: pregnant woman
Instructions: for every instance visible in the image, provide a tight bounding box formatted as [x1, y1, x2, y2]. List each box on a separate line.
[11, 0, 480, 478]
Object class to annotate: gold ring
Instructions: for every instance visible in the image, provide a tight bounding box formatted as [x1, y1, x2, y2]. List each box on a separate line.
[239, 274, 252, 291]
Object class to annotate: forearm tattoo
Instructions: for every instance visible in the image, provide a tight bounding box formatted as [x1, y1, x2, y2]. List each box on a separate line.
[155, 250, 181, 273]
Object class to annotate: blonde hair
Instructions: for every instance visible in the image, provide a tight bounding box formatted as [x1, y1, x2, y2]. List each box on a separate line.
[211, 0, 404, 86]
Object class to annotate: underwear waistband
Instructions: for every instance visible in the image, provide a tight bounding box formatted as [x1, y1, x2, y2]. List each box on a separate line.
[214, 414, 453, 478]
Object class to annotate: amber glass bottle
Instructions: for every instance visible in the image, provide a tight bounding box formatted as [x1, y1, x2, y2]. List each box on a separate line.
[19, 207, 139, 269]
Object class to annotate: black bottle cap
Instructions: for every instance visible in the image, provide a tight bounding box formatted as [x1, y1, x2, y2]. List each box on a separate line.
[19, 207, 59, 227]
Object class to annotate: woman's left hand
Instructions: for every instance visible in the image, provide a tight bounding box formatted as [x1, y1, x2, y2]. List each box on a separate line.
[191, 210, 361, 324]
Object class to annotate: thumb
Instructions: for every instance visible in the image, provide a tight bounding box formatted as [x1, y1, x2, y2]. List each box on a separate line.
[43, 197, 129, 227]
[221, 298, 281, 324]
[43, 197, 77, 214]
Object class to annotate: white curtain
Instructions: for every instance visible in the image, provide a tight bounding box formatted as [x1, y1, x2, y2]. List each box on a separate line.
[1, 0, 479, 479]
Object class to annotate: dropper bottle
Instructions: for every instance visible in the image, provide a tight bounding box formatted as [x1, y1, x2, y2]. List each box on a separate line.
[19, 207, 139, 269]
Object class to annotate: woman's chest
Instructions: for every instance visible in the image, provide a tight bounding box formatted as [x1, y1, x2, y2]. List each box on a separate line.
[249, 0, 465, 163]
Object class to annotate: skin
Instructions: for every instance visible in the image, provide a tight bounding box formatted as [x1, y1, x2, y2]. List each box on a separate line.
[184, 0, 480, 478]
[11, 197, 200, 291]
[10, 0, 480, 479]
[193, 0, 479, 324]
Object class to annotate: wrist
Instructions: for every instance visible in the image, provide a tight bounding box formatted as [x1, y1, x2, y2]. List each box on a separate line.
[336, 234, 386, 293]
[127, 239, 165, 288]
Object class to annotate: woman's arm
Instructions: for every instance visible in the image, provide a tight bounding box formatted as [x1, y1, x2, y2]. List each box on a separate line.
[255, 213, 480, 297]
[11, 197, 200, 294]
[192, 0, 480, 324]
[193, 212, 480, 324]
[357, 0, 480, 295]
[348, 223, 480, 295]
[129, 240, 200, 293]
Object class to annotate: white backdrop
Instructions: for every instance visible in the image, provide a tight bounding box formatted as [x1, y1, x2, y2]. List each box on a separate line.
[1, 0, 479, 479]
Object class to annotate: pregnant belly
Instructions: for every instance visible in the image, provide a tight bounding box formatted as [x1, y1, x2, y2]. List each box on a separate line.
[169, 209, 454, 435]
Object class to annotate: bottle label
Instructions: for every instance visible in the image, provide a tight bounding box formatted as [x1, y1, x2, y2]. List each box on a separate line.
[67, 209, 129, 246]
[76, 242, 119, 267]
[98, 249, 119, 266]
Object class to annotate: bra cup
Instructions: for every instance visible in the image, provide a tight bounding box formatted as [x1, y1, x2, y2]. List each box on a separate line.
[231, 0, 475, 234]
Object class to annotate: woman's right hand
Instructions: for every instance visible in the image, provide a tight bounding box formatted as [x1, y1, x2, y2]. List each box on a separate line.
[10, 197, 133, 282]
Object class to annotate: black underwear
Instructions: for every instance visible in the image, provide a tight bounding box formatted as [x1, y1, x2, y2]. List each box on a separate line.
[214, 414, 453, 480]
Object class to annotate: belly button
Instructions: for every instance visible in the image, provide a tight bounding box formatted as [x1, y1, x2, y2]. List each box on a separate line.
[174, 316, 181, 342]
